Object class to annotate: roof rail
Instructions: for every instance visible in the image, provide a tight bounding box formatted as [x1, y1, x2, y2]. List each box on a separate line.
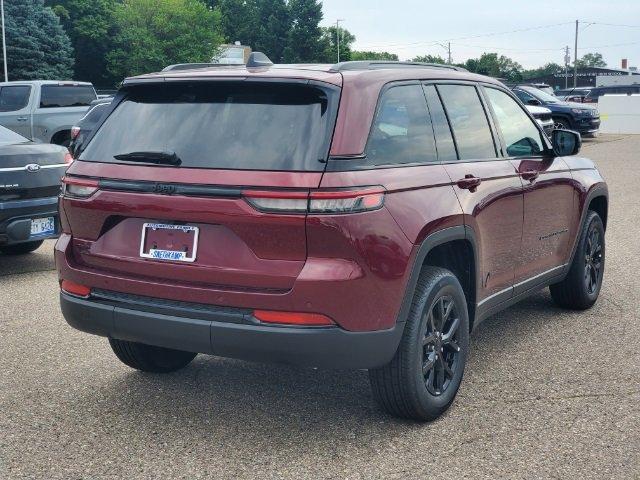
[161, 63, 234, 72]
[330, 61, 467, 73]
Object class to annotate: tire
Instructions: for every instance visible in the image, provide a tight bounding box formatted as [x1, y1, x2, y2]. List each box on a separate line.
[369, 266, 470, 421]
[550, 210, 605, 310]
[109, 338, 197, 373]
[0, 240, 44, 255]
[553, 117, 571, 130]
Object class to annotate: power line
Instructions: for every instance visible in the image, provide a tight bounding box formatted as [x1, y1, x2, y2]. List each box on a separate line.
[356, 21, 574, 50]
[582, 22, 640, 28]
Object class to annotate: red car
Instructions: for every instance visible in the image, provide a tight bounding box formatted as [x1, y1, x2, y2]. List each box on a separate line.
[57, 58, 608, 421]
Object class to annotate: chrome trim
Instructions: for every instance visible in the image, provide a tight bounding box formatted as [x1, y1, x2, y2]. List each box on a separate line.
[0, 163, 67, 172]
[477, 264, 568, 307]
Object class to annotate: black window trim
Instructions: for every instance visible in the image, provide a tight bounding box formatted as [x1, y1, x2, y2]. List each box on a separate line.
[479, 85, 553, 161]
[0, 85, 32, 112]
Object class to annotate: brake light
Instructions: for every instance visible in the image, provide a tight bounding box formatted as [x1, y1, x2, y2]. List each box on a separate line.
[70, 126, 81, 140]
[254, 310, 334, 326]
[62, 176, 99, 198]
[64, 151, 74, 164]
[61, 280, 91, 298]
[243, 187, 385, 214]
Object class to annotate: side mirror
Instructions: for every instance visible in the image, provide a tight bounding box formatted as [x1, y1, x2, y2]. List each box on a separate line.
[527, 99, 541, 106]
[552, 129, 581, 156]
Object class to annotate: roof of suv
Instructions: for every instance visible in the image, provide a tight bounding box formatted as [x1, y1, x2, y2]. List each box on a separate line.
[0, 80, 94, 87]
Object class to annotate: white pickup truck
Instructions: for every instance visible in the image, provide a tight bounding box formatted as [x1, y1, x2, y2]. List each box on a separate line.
[0, 80, 97, 146]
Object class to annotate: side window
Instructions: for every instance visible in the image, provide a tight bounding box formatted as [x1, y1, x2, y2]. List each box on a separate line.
[366, 84, 437, 166]
[423, 85, 457, 162]
[485, 88, 544, 157]
[437, 84, 497, 161]
[0, 86, 31, 112]
[40, 85, 96, 108]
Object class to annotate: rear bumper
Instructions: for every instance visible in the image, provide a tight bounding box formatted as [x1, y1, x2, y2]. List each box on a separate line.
[0, 196, 60, 245]
[60, 290, 404, 369]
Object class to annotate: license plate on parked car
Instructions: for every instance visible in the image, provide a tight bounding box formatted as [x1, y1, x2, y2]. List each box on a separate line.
[139, 223, 199, 263]
[30, 217, 55, 237]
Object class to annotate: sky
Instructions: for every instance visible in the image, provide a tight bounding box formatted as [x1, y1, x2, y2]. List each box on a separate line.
[319, 0, 640, 69]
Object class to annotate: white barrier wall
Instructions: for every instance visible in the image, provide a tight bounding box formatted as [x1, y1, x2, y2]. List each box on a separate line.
[599, 94, 640, 134]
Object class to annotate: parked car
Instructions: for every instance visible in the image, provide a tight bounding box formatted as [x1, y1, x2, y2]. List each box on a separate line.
[57, 58, 608, 421]
[0, 125, 70, 254]
[555, 84, 640, 103]
[525, 104, 554, 137]
[69, 101, 112, 158]
[0, 80, 97, 146]
[512, 85, 600, 135]
[554, 87, 591, 102]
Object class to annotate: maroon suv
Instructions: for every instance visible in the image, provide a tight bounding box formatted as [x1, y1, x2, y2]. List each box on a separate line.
[56, 59, 608, 421]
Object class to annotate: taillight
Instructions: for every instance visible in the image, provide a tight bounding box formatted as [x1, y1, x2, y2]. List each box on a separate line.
[60, 280, 91, 298]
[309, 187, 385, 214]
[253, 310, 334, 326]
[64, 151, 74, 164]
[243, 187, 385, 214]
[70, 126, 81, 139]
[62, 176, 99, 198]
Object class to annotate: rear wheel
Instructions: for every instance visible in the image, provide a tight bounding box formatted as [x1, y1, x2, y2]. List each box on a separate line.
[553, 117, 571, 130]
[0, 240, 44, 255]
[550, 210, 605, 310]
[109, 339, 197, 373]
[369, 266, 470, 421]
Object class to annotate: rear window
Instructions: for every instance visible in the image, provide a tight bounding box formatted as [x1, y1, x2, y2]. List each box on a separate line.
[39, 85, 96, 108]
[80, 82, 336, 171]
[0, 86, 31, 112]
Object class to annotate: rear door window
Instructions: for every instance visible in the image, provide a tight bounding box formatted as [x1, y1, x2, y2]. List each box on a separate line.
[39, 85, 96, 108]
[366, 84, 437, 166]
[485, 88, 544, 157]
[0, 86, 31, 112]
[80, 82, 337, 171]
[437, 84, 497, 161]
[423, 84, 457, 161]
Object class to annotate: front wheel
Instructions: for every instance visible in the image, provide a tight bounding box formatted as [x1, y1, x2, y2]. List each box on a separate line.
[550, 210, 605, 310]
[109, 339, 197, 373]
[0, 240, 44, 255]
[553, 117, 571, 130]
[369, 266, 470, 421]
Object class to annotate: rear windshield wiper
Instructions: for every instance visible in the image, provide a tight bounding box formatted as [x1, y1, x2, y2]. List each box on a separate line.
[113, 151, 182, 166]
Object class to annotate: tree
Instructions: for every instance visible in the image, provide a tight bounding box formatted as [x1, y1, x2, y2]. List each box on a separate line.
[351, 51, 399, 61]
[107, 0, 224, 80]
[213, 0, 259, 47]
[319, 26, 355, 63]
[45, 0, 118, 88]
[463, 53, 523, 82]
[1, 0, 74, 81]
[412, 54, 446, 64]
[254, 0, 290, 62]
[576, 52, 607, 68]
[284, 0, 324, 63]
[522, 62, 563, 80]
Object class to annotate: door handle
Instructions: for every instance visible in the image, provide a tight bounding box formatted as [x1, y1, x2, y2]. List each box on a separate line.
[456, 175, 482, 192]
[520, 170, 540, 182]
[17, 116, 27, 122]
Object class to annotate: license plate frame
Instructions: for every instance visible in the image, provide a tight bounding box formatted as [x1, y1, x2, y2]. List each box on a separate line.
[139, 223, 199, 263]
[30, 217, 55, 237]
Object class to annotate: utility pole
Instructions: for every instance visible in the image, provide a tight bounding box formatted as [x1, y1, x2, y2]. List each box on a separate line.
[336, 19, 345, 64]
[1, 0, 7, 82]
[573, 20, 579, 88]
[564, 46, 571, 89]
[447, 42, 452, 65]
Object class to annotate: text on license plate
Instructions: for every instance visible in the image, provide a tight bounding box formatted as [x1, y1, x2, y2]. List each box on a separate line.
[30, 217, 55, 236]
[139, 223, 199, 263]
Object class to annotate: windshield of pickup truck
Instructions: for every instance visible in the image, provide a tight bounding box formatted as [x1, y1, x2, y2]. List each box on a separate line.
[80, 82, 335, 171]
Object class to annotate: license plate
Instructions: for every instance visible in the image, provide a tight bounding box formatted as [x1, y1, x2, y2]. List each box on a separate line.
[139, 223, 199, 263]
[30, 217, 55, 237]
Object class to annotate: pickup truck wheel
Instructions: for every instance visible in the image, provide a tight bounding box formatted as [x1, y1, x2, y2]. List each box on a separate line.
[109, 339, 197, 373]
[0, 240, 44, 255]
[550, 210, 605, 310]
[369, 266, 469, 421]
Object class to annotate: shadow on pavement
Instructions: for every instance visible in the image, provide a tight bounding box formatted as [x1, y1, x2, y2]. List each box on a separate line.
[0, 239, 56, 277]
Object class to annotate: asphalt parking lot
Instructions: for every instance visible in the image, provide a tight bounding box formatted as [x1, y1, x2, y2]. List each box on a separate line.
[1, 134, 638, 479]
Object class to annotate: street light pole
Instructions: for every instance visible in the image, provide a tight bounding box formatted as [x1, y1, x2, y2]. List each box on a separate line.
[1, 0, 7, 82]
[573, 19, 579, 88]
[336, 19, 345, 63]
